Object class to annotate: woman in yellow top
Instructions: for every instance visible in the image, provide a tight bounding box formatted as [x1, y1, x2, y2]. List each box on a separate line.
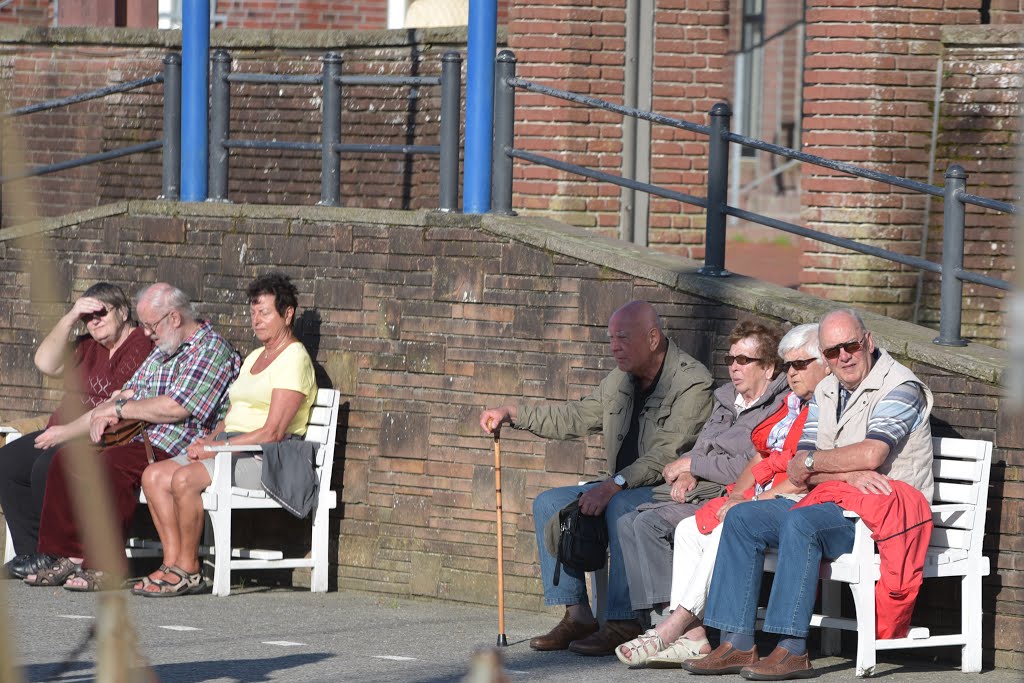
[134, 273, 316, 596]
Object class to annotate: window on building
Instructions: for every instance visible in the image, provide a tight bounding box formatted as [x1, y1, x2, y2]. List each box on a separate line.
[740, 0, 764, 157]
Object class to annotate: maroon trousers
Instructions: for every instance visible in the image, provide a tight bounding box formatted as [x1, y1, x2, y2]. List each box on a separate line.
[37, 441, 170, 567]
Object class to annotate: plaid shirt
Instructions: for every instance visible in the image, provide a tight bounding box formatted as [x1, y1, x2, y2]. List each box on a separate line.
[121, 321, 240, 458]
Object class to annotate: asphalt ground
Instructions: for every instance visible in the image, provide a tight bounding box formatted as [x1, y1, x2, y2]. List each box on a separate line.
[2, 578, 1020, 683]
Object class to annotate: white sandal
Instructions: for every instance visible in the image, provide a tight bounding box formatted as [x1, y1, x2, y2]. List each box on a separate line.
[647, 636, 711, 668]
[615, 628, 665, 667]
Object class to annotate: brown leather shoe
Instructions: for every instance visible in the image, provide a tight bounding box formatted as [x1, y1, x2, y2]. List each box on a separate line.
[529, 610, 599, 651]
[681, 642, 759, 675]
[568, 619, 645, 657]
[740, 646, 814, 680]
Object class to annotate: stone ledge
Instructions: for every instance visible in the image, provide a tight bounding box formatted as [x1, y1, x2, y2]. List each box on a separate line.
[942, 25, 1024, 47]
[0, 26, 492, 50]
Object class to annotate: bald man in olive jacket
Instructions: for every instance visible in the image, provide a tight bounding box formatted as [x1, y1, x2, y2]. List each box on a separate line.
[480, 301, 714, 656]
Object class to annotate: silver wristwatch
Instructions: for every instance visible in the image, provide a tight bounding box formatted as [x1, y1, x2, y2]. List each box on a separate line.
[804, 451, 815, 471]
[612, 473, 627, 488]
[115, 397, 127, 420]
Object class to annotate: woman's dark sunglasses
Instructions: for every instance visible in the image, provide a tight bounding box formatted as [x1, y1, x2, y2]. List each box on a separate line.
[822, 336, 866, 360]
[782, 358, 818, 372]
[81, 308, 111, 324]
[725, 355, 761, 366]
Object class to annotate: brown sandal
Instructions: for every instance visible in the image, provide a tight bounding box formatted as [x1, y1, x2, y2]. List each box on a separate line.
[23, 557, 81, 587]
[64, 568, 117, 592]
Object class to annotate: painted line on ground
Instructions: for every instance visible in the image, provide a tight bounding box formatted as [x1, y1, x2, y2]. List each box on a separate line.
[262, 641, 306, 647]
[159, 625, 200, 631]
[57, 615, 95, 620]
[372, 655, 417, 661]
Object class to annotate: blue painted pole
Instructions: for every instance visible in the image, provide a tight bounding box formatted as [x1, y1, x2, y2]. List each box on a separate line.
[463, 0, 497, 214]
[180, 0, 210, 201]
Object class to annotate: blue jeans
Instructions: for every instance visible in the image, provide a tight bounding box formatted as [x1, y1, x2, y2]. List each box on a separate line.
[703, 497, 856, 638]
[533, 483, 656, 620]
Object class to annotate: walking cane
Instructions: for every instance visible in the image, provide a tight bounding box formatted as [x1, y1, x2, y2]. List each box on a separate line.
[493, 431, 508, 647]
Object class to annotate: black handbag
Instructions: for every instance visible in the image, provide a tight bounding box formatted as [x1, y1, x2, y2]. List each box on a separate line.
[552, 493, 608, 586]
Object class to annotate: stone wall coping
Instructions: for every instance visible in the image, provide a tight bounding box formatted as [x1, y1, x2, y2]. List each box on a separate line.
[2, 201, 1005, 386]
[0, 25, 483, 50]
[942, 25, 1024, 47]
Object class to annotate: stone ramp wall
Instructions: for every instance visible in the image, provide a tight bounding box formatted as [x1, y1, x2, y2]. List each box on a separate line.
[0, 203, 1019, 669]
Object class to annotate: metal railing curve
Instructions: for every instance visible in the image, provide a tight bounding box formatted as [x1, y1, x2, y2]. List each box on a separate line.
[0, 54, 182, 200]
[490, 49, 1017, 347]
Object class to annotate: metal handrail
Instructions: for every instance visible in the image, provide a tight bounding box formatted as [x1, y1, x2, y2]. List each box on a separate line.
[491, 49, 1018, 346]
[0, 54, 181, 200]
[209, 49, 462, 210]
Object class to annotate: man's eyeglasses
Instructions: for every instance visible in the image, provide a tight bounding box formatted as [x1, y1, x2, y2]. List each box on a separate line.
[725, 355, 761, 366]
[822, 336, 866, 360]
[781, 358, 818, 372]
[81, 308, 110, 324]
[142, 311, 171, 334]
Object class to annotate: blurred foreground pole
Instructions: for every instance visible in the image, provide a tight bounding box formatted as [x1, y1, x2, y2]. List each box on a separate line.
[0, 92, 154, 683]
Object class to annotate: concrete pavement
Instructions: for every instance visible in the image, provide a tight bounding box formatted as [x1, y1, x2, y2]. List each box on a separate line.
[1, 580, 1016, 682]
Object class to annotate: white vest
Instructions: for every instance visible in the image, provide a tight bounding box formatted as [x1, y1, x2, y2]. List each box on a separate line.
[814, 349, 934, 501]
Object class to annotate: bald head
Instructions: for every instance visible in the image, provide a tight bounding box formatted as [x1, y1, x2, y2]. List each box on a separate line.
[607, 300, 667, 387]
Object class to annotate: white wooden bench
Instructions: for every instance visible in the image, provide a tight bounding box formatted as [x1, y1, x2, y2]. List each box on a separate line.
[762, 436, 993, 676]
[580, 437, 993, 673]
[4, 388, 341, 597]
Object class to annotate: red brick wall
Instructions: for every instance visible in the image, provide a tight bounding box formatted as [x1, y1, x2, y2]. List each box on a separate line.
[0, 1, 51, 26]
[0, 204, 1019, 669]
[797, 3, 1020, 348]
[913, 26, 1021, 346]
[0, 29, 470, 224]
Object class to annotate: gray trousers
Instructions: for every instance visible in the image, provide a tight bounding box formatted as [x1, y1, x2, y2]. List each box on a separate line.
[618, 502, 698, 611]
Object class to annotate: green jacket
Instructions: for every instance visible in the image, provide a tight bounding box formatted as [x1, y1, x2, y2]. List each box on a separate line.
[514, 339, 715, 489]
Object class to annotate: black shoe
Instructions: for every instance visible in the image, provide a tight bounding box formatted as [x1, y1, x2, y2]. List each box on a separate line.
[4, 553, 56, 580]
[3, 554, 32, 580]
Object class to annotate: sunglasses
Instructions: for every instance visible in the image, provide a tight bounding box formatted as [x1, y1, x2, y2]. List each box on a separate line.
[822, 336, 867, 360]
[81, 308, 111, 324]
[725, 354, 762, 366]
[781, 358, 818, 372]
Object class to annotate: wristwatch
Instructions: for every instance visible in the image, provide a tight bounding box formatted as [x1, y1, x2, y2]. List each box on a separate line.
[612, 474, 627, 488]
[804, 451, 815, 471]
[115, 397, 127, 420]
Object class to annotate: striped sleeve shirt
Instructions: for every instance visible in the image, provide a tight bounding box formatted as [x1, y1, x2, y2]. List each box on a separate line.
[798, 381, 927, 452]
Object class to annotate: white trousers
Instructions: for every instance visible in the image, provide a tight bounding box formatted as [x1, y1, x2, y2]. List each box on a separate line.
[668, 516, 723, 618]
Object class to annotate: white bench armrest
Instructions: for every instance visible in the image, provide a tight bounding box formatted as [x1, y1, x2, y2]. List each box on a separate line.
[203, 444, 264, 452]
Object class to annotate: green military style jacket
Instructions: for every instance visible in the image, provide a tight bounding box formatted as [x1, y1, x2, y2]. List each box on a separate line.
[514, 339, 714, 489]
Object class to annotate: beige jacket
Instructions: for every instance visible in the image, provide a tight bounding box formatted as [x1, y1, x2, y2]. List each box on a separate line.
[514, 339, 715, 488]
[813, 348, 934, 501]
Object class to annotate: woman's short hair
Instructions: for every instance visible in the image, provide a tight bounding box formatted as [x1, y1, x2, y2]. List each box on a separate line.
[246, 272, 299, 317]
[83, 282, 132, 319]
[778, 323, 823, 364]
[728, 320, 782, 371]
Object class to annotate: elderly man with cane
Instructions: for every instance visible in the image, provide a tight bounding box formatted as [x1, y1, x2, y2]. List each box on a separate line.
[480, 300, 714, 656]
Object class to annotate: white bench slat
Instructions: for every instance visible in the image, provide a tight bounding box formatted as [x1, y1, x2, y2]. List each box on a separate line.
[932, 481, 979, 505]
[933, 457, 984, 483]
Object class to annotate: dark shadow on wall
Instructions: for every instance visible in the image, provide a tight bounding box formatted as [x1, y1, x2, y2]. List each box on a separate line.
[295, 308, 333, 390]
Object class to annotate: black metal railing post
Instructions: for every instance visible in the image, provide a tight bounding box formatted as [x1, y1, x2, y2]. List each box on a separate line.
[208, 49, 231, 202]
[935, 164, 969, 346]
[160, 53, 181, 200]
[491, 50, 517, 215]
[700, 102, 731, 276]
[319, 52, 342, 207]
[438, 51, 462, 212]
